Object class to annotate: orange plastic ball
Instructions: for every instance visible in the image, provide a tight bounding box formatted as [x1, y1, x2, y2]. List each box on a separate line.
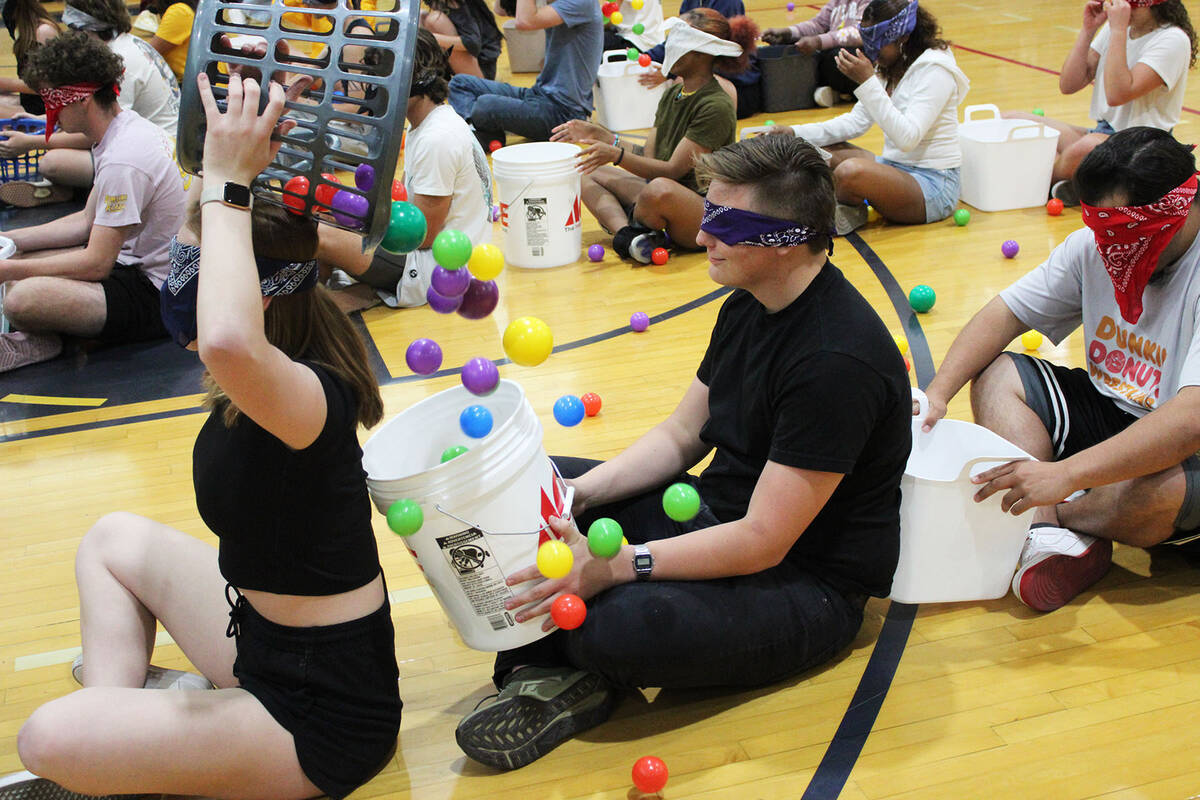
[581, 392, 602, 417]
[1046, 198, 1064, 216]
[550, 594, 587, 630]
[392, 178, 407, 202]
[651, 247, 669, 265]
[638, 53, 652, 67]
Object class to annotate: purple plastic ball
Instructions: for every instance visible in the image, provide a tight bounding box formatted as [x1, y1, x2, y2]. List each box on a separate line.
[354, 163, 376, 192]
[330, 190, 369, 228]
[431, 264, 471, 297]
[490, 204, 501, 222]
[405, 338, 443, 375]
[461, 356, 500, 396]
[1002, 239, 1020, 259]
[427, 286, 463, 314]
[587, 244, 604, 262]
[456, 279, 500, 320]
[630, 311, 650, 332]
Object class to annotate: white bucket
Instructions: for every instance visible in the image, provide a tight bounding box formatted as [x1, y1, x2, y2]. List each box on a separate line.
[958, 104, 1060, 212]
[890, 389, 1036, 604]
[363, 380, 572, 651]
[502, 19, 546, 73]
[491, 142, 582, 269]
[593, 50, 665, 132]
[0, 235, 13, 334]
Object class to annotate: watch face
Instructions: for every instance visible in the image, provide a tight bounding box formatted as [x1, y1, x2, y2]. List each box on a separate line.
[224, 183, 252, 207]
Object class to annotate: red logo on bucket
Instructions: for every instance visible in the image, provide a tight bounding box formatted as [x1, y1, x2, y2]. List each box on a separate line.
[564, 195, 581, 229]
[536, 469, 569, 546]
[499, 202, 509, 229]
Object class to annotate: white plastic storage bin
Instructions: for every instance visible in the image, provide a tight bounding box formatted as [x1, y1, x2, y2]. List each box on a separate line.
[890, 390, 1035, 604]
[503, 19, 545, 73]
[592, 50, 665, 131]
[958, 104, 1060, 212]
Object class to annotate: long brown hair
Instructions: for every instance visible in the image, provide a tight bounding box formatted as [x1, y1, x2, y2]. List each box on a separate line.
[200, 203, 384, 430]
[9, 0, 59, 64]
[862, 0, 950, 91]
[1152, 0, 1196, 68]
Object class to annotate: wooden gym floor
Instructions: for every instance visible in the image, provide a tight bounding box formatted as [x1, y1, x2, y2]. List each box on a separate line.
[2, 1, 1200, 797]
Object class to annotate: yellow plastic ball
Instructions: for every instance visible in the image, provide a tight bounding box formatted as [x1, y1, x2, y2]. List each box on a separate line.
[893, 334, 908, 356]
[469, 243, 504, 281]
[631, 0, 643, 8]
[502, 316, 554, 367]
[537, 540, 573, 579]
[610, 10, 623, 23]
[1021, 330, 1044, 351]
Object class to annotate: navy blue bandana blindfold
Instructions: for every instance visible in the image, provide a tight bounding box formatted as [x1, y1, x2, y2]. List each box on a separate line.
[700, 199, 834, 254]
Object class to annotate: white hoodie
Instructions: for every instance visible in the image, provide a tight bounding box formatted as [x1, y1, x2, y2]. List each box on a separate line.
[790, 47, 970, 170]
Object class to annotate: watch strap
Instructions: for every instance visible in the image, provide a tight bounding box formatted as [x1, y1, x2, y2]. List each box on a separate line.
[633, 544, 653, 581]
[199, 181, 252, 210]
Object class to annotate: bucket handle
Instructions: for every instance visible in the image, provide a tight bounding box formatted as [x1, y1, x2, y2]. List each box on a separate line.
[962, 103, 1001, 123]
[1003, 120, 1053, 142]
[911, 387, 929, 421]
[956, 455, 1033, 484]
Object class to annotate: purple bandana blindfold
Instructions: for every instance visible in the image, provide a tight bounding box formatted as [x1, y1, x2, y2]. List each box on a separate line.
[700, 199, 834, 253]
[860, 0, 918, 61]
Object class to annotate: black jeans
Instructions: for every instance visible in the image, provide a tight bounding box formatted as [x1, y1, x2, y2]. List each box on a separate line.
[816, 48, 861, 96]
[492, 457, 866, 690]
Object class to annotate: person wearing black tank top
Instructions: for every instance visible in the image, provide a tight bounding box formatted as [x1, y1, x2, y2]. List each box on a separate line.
[1, 75, 401, 800]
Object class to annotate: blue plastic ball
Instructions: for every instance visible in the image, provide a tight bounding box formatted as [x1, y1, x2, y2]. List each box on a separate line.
[459, 405, 494, 438]
[553, 395, 585, 427]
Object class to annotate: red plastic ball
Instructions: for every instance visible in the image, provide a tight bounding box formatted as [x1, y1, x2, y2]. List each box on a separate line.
[282, 175, 309, 215]
[638, 53, 652, 67]
[904, 355, 912, 372]
[651, 247, 669, 265]
[632, 756, 668, 794]
[581, 392, 602, 417]
[601, 1, 618, 15]
[314, 173, 340, 211]
[488, 139, 503, 153]
[1046, 197, 1064, 216]
[392, 178, 407, 202]
[550, 594, 587, 630]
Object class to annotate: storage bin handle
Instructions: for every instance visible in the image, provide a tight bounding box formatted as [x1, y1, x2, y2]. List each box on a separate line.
[962, 103, 1001, 123]
[956, 455, 1033, 484]
[1004, 120, 1051, 142]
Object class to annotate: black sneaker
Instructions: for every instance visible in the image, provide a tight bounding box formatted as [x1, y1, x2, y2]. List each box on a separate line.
[1051, 179, 1080, 208]
[455, 666, 619, 770]
[0, 770, 159, 799]
[611, 224, 649, 260]
[629, 229, 670, 264]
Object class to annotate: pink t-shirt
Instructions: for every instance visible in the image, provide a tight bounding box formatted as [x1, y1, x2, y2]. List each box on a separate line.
[91, 110, 188, 287]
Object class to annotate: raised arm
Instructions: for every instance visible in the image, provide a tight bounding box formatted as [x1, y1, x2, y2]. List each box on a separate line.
[1061, 1, 1106, 94]
[1100, 1, 1172, 106]
[515, 0, 563, 31]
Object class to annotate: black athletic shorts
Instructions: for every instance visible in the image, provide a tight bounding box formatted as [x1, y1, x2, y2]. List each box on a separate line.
[227, 585, 403, 799]
[98, 263, 168, 343]
[1007, 352, 1200, 545]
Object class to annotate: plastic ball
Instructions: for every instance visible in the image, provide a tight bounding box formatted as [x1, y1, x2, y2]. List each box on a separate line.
[581, 391, 602, 416]
[904, 355, 912, 372]
[637, 53, 652, 67]
[1046, 198, 1064, 216]
[632, 756, 668, 794]
[764, 119, 775, 126]
[1032, 107, 1045, 116]
[489, 140, 503, 153]
[381, 200, 427, 253]
[461, 357, 500, 396]
[429, 264, 469, 298]
[630, 0, 642, 8]
[405, 338, 443, 375]
[587, 243, 604, 262]
[331, 189, 369, 228]
[391, 178, 407, 201]
[427, 286, 464, 314]
[651, 247, 669, 265]
[553, 394, 585, 427]
[314, 173, 339, 210]
[908, 284, 936, 313]
[601, 1, 617, 15]
[469, 243, 505, 280]
[630, 311, 650, 332]
[456, 278, 500, 319]
[432, 229, 473, 270]
[459, 405, 494, 438]
[537, 540, 573, 579]
[893, 333, 908, 355]
[627, 47, 640, 61]
[502, 316, 554, 367]
[786, 1, 795, 9]
[953, 208, 970, 226]
[441, 445, 469, 463]
[282, 175, 309, 214]
[354, 162, 376, 192]
[490, 204, 502, 222]
[632, 22, 644, 35]
[662, 482, 700, 522]
[550, 594, 587, 629]
[386, 499, 423, 537]
[1021, 330, 1044, 351]
[610, 10, 622, 23]
[1002, 239, 1020, 259]
[587, 517, 623, 558]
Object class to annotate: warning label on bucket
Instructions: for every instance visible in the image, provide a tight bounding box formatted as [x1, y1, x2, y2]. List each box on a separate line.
[524, 197, 548, 254]
[436, 528, 515, 630]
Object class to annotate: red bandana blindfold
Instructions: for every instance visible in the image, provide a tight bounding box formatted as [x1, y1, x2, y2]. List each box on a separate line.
[1080, 172, 1197, 325]
[38, 82, 119, 141]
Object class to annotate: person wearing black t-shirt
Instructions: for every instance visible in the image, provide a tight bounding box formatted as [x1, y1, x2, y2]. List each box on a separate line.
[455, 134, 911, 771]
[3, 76, 401, 800]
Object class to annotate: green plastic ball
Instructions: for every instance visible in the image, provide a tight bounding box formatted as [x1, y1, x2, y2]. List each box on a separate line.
[909, 284, 936, 314]
[587, 518, 624, 558]
[626, 47, 640, 61]
[662, 482, 701, 522]
[632, 22, 644, 34]
[953, 208, 970, 226]
[1032, 107, 1045, 116]
[386, 498, 423, 537]
[764, 119, 775, 126]
[380, 201, 427, 254]
[431, 229, 473, 270]
[440, 445, 468, 463]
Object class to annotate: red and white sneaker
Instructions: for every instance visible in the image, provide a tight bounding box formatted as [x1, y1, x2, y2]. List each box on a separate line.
[1011, 526, 1113, 612]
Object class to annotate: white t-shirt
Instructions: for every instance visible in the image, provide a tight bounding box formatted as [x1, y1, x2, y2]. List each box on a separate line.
[91, 110, 188, 287]
[108, 32, 181, 137]
[1090, 23, 1191, 133]
[999, 224, 1200, 417]
[616, 0, 664, 51]
[391, 104, 494, 307]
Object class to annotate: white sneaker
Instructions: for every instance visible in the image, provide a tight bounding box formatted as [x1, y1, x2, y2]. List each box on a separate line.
[71, 653, 215, 691]
[1011, 526, 1112, 612]
[834, 202, 869, 236]
[813, 85, 835, 108]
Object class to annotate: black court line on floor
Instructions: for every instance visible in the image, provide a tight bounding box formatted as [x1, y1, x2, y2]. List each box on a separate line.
[799, 231, 928, 800]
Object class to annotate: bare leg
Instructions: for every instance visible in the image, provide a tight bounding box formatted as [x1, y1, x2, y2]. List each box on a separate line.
[832, 156, 928, 225]
[969, 354, 1055, 461]
[823, 142, 876, 168]
[3, 275, 107, 336]
[631, 178, 705, 250]
[39, 148, 95, 189]
[1054, 132, 1108, 183]
[1058, 468, 1185, 547]
[581, 166, 647, 234]
[422, 10, 484, 78]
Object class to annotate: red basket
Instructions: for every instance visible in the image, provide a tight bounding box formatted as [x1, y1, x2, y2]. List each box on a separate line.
[0, 118, 46, 183]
